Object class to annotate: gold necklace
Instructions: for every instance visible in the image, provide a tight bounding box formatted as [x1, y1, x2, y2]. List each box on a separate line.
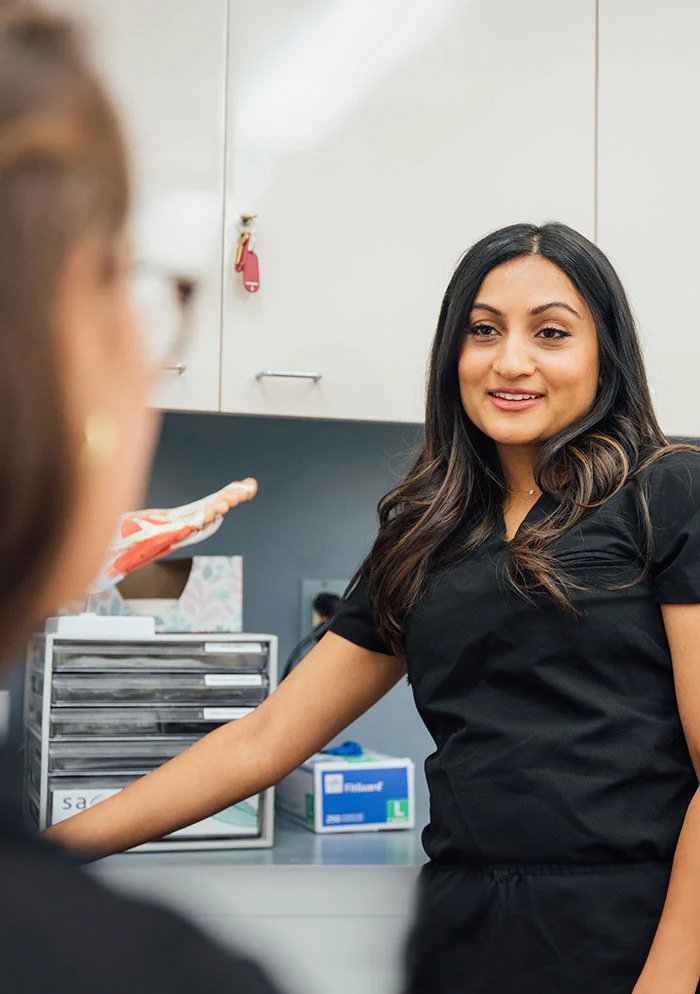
[509, 486, 540, 497]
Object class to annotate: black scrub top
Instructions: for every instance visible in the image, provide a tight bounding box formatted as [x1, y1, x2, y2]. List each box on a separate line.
[0, 752, 282, 994]
[330, 449, 700, 868]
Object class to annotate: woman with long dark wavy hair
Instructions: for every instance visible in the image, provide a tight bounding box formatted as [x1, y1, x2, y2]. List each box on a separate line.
[51, 222, 700, 994]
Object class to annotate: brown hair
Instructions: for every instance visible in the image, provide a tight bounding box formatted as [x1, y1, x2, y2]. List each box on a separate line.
[0, 3, 129, 653]
[360, 222, 689, 657]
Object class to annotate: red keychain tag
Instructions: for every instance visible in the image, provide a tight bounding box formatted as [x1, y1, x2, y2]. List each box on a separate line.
[242, 250, 260, 293]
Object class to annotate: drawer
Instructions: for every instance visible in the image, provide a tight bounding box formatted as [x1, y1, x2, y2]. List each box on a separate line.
[50, 705, 254, 738]
[52, 640, 268, 673]
[26, 690, 43, 732]
[52, 672, 268, 706]
[25, 785, 41, 829]
[27, 754, 40, 794]
[29, 667, 44, 698]
[27, 730, 42, 786]
[48, 736, 198, 773]
[47, 774, 263, 840]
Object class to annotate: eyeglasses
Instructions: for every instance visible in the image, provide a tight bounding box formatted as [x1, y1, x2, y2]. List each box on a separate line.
[129, 261, 199, 375]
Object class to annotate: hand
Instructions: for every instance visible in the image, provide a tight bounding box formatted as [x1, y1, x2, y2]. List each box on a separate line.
[202, 478, 258, 524]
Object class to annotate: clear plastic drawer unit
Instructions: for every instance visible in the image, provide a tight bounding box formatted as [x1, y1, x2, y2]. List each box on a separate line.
[24, 633, 277, 851]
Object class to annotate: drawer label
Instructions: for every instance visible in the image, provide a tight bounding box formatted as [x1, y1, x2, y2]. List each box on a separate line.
[52, 788, 120, 825]
[202, 707, 255, 721]
[204, 642, 263, 654]
[204, 674, 264, 688]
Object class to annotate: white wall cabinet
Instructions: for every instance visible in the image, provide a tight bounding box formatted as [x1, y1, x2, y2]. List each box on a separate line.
[598, 0, 700, 436]
[220, 0, 596, 423]
[57, 0, 596, 422]
[53, 0, 229, 413]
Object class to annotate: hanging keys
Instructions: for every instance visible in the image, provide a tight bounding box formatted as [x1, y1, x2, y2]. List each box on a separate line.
[234, 216, 260, 293]
[234, 232, 250, 273]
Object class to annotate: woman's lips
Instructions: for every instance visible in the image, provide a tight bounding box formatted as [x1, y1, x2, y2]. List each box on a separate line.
[488, 390, 544, 412]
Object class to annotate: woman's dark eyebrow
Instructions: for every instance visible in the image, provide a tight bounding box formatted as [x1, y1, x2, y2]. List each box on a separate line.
[470, 301, 582, 319]
[471, 303, 503, 315]
[530, 301, 582, 319]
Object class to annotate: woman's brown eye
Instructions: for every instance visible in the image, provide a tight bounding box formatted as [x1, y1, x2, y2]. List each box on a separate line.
[537, 326, 570, 340]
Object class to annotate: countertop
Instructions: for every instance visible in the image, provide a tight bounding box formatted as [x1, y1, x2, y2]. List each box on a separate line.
[95, 813, 428, 869]
[89, 815, 426, 994]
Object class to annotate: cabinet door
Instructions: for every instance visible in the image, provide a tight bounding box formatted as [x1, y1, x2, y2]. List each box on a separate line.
[598, 0, 700, 435]
[52, 0, 228, 412]
[221, 0, 596, 423]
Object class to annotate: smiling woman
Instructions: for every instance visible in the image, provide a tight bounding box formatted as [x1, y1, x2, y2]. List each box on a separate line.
[336, 222, 700, 993]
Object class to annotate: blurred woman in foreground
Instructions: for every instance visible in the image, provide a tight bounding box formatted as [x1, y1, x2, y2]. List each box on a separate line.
[0, 5, 282, 992]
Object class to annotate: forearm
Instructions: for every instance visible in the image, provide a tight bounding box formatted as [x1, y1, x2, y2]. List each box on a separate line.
[635, 788, 700, 993]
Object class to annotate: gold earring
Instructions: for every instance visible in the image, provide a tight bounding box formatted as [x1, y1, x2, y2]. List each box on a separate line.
[82, 411, 119, 466]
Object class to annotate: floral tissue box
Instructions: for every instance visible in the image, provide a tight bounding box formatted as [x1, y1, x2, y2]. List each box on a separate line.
[73, 556, 243, 634]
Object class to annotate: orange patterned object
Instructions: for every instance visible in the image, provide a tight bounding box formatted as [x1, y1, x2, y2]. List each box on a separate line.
[89, 479, 257, 594]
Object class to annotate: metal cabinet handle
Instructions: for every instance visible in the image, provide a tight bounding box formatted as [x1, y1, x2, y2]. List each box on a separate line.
[163, 363, 187, 376]
[255, 370, 322, 382]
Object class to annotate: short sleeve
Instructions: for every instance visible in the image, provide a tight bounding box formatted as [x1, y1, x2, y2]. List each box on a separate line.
[646, 450, 700, 603]
[328, 570, 393, 655]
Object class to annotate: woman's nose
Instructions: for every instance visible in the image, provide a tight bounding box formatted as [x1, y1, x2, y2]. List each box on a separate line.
[492, 334, 536, 379]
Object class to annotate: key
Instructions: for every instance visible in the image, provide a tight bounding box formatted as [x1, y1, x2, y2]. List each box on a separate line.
[234, 232, 250, 272]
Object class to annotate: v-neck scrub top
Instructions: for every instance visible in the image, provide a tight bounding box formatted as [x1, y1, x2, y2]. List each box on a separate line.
[330, 450, 700, 994]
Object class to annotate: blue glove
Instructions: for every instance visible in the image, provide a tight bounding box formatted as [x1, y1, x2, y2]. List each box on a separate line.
[322, 740, 363, 757]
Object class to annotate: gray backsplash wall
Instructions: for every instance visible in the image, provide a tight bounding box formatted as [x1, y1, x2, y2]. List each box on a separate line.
[147, 412, 433, 821]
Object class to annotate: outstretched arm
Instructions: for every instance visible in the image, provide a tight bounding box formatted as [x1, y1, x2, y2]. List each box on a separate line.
[45, 632, 405, 860]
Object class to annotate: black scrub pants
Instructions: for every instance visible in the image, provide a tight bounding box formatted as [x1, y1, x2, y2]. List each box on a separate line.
[403, 860, 695, 994]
